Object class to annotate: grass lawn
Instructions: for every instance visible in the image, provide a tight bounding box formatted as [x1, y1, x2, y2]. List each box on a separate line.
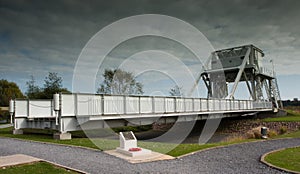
[273, 129, 300, 139]
[265, 146, 300, 172]
[0, 127, 99, 150]
[261, 110, 300, 122]
[0, 161, 79, 174]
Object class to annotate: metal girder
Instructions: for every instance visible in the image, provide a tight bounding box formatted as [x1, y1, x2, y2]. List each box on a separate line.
[243, 72, 254, 99]
[227, 47, 251, 99]
[255, 76, 264, 101]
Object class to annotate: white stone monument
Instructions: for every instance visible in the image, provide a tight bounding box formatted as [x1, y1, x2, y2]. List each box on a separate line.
[116, 131, 151, 157]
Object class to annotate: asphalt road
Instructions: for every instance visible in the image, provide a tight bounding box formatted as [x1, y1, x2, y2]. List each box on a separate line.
[0, 137, 299, 174]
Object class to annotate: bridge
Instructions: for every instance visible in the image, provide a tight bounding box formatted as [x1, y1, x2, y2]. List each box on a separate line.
[11, 45, 283, 139]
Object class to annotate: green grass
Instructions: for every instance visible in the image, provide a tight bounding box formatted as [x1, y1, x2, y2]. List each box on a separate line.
[0, 127, 99, 149]
[273, 129, 300, 139]
[265, 147, 300, 172]
[261, 110, 300, 122]
[262, 116, 300, 122]
[0, 161, 79, 174]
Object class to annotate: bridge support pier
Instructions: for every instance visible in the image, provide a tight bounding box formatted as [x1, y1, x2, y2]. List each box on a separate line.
[13, 129, 23, 135]
[53, 132, 72, 140]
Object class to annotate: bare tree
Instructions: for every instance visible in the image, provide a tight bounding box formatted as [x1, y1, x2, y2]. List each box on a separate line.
[169, 85, 183, 97]
[97, 69, 144, 95]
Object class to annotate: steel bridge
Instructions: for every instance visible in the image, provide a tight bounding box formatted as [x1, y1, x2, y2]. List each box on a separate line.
[11, 45, 283, 139]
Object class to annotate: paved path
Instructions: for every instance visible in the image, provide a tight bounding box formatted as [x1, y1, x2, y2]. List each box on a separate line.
[0, 154, 40, 167]
[0, 124, 12, 129]
[0, 137, 299, 173]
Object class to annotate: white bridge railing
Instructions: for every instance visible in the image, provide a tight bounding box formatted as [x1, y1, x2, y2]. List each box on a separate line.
[13, 93, 273, 119]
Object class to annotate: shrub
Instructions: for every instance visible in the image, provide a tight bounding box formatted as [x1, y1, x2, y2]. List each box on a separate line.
[253, 131, 261, 139]
[224, 135, 245, 142]
[246, 132, 255, 139]
[246, 126, 263, 139]
[279, 126, 288, 134]
[268, 129, 278, 137]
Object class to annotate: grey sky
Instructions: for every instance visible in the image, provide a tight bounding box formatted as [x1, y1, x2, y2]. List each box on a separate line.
[0, 0, 299, 99]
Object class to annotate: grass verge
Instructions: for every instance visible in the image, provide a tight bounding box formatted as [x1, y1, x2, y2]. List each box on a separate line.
[0, 161, 79, 174]
[264, 147, 300, 172]
[0, 127, 99, 149]
[272, 129, 300, 139]
[261, 109, 300, 122]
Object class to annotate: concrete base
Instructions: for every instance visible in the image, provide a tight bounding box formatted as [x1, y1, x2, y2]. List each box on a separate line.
[13, 129, 23, 135]
[53, 132, 72, 140]
[276, 109, 287, 116]
[106, 149, 174, 163]
[116, 147, 152, 157]
[0, 154, 41, 168]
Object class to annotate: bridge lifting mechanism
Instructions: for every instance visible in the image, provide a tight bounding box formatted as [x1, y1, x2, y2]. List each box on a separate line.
[190, 44, 283, 110]
[10, 45, 283, 139]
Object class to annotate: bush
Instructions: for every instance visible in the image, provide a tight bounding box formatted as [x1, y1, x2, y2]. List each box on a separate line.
[254, 131, 261, 139]
[224, 134, 245, 142]
[246, 126, 263, 139]
[279, 126, 288, 134]
[246, 132, 255, 139]
[268, 130, 278, 137]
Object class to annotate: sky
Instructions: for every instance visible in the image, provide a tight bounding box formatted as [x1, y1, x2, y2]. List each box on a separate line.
[0, 0, 299, 100]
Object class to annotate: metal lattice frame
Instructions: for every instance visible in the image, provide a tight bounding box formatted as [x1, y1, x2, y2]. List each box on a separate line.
[194, 45, 282, 109]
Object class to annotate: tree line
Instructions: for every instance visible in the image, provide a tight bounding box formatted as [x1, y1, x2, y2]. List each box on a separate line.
[0, 72, 70, 106]
[0, 69, 183, 106]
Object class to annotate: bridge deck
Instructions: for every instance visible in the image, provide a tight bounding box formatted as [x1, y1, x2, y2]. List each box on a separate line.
[12, 93, 273, 132]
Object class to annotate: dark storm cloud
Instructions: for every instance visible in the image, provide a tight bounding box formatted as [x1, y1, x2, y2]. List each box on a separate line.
[0, 0, 299, 94]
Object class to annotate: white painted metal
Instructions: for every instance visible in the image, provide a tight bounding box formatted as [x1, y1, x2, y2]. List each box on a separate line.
[176, 98, 184, 112]
[201, 99, 208, 111]
[228, 47, 251, 99]
[220, 100, 226, 111]
[165, 98, 175, 113]
[214, 100, 220, 111]
[140, 97, 152, 113]
[77, 94, 102, 116]
[153, 97, 165, 113]
[126, 96, 139, 114]
[208, 99, 214, 111]
[185, 98, 193, 112]
[193, 99, 201, 112]
[61, 94, 75, 116]
[29, 100, 54, 118]
[53, 93, 60, 111]
[103, 95, 124, 114]
[226, 100, 231, 111]
[15, 100, 28, 117]
[14, 94, 273, 118]
[9, 99, 14, 113]
[234, 101, 239, 110]
[13, 93, 274, 133]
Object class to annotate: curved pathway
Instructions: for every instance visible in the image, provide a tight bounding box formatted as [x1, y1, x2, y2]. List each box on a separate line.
[0, 137, 299, 173]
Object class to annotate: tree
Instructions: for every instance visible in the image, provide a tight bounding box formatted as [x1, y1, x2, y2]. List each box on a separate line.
[97, 69, 144, 95]
[169, 85, 183, 97]
[25, 75, 42, 99]
[42, 72, 70, 99]
[0, 79, 24, 106]
[25, 72, 70, 99]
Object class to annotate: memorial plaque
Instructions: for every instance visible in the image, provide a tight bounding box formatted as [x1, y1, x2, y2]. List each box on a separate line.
[117, 131, 152, 157]
[122, 131, 135, 140]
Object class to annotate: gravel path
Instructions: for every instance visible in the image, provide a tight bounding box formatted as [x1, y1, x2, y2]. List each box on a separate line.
[0, 137, 299, 174]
